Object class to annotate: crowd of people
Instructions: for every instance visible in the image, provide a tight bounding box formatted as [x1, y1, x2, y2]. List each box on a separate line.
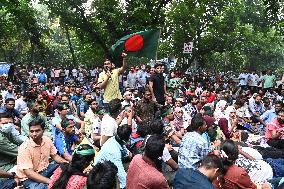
[0, 53, 284, 189]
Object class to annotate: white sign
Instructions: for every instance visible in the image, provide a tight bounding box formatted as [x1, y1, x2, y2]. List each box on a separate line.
[183, 42, 193, 53]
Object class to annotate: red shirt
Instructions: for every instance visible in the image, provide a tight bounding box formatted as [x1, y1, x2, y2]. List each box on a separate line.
[214, 165, 256, 189]
[48, 167, 87, 189]
[206, 93, 216, 103]
[126, 154, 169, 189]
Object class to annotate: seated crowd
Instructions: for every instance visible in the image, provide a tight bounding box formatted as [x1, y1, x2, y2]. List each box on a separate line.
[1, 62, 284, 189]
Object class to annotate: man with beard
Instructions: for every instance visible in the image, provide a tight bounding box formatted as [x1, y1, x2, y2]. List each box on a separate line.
[2, 85, 15, 101]
[260, 101, 283, 126]
[0, 98, 22, 119]
[249, 94, 265, 119]
[265, 110, 284, 149]
[79, 93, 93, 118]
[135, 90, 161, 125]
[98, 53, 127, 105]
[53, 118, 82, 162]
[84, 99, 99, 138]
[51, 103, 85, 138]
[148, 63, 166, 105]
[21, 101, 48, 137]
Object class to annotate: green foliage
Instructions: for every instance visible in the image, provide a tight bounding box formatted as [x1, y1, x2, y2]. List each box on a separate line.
[0, 0, 283, 72]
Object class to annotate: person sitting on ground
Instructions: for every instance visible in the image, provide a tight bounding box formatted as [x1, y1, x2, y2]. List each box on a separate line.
[87, 161, 118, 189]
[53, 118, 82, 162]
[21, 101, 48, 136]
[0, 112, 25, 172]
[215, 140, 272, 189]
[84, 99, 99, 138]
[126, 134, 170, 189]
[51, 103, 84, 139]
[0, 98, 23, 125]
[260, 101, 283, 127]
[218, 106, 238, 139]
[179, 114, 218, 169]
[16, 118, 68, 189]
[265, 110, 284, 149]
[100, 98, 125, 146]
[48, 144, 95, 189]
[94, 124, 132, 189]
[174, 154, 224, 189]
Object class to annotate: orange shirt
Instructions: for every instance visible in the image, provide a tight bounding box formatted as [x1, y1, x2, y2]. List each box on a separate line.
[16, 136, 57, 181]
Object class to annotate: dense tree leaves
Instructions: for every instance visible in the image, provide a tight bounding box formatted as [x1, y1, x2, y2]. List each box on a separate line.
[0, 0, 283, 71]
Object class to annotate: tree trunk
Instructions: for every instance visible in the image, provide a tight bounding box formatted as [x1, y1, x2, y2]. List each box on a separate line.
[65, 25, 76, 65]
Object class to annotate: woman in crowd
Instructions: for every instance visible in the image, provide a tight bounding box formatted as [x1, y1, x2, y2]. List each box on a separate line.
[170, 107, 185, 138]
[49, 144, 95, 189]
[216, 140, 273, 189]
[218, 106, 238, 139]
[87, 161, 118, 189]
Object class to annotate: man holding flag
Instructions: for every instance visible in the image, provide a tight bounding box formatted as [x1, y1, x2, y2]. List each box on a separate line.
[99, 29, 160, 107]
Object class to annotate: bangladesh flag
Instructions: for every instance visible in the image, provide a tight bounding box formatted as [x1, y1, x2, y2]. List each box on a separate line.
[110, 29, 160, 66]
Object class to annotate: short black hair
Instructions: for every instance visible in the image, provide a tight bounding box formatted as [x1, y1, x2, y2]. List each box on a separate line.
[199, 154, 224, 172]
[117, 124, 132, 142]
[154, 63, 162, 69]
[137, 123, 151, 138]
[87, 161, 118, 189]
[190, 113, 205, 131]
[5, 98, 15, 104]
[28, 118, 45, 129]
[221, 140, 239, 167]
[0, 112, 13, 120]
[108, 98, 122, 116]
[144, 134, 165, 161]
[275, 101, 283, 106]
[150, 119, 164, 135]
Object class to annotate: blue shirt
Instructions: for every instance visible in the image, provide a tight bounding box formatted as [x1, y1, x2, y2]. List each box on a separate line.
[51, 115, 77, 138]
[79, 101, 89, 115]
[38, 73, 47, 82]
[178, 131, 211, 169]
[70, 95, 82, 105]
[0, 106, 20, 118]
[53, 132, 79, 156]
[174, 168, 215, 189]
[260, 109, 277, 125]
[94, 137, 129, 188]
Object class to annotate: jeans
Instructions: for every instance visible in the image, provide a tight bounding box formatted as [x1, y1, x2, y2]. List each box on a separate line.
[266, 158, 284, 178]
[22, 162, 59, 189]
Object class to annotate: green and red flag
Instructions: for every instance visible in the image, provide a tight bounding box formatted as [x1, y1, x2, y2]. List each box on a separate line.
[110, 29, 160, 66]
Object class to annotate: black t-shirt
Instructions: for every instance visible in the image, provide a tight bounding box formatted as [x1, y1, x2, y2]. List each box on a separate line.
[149, 72, 165, 103]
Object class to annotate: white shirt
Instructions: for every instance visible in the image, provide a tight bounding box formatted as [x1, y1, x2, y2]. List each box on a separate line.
[248, 73, 259, 87]
[15, 97, 28, 113]
[64, 69, 70, 76]
[92, 117, 102, 135]
[100, 114, 118, 145]
[72, 69, 78, 77]
[238, 73, 248, 86]
[90, 70, 96, 77]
